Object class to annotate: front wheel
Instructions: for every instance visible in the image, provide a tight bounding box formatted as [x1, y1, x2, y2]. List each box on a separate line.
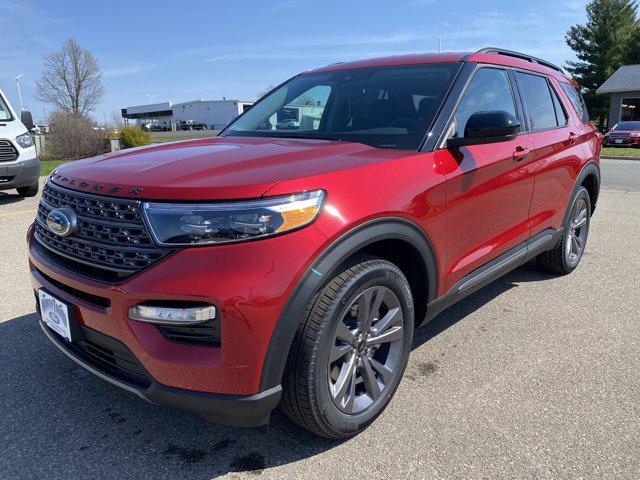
[281, 256, 414, 438]
[537, 186, 591, 274]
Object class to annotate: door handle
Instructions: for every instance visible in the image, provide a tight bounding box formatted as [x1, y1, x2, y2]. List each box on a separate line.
[569, 132, 577, 145]
[513, 146, 530, 161]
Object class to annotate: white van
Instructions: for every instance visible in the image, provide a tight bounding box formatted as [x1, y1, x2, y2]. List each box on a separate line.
[0, 87, 40, 196]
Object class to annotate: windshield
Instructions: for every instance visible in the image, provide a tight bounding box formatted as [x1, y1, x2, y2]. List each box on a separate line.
[222, 63, 459, 150]
[613, 121, 640, 131]
[0, 94, 14, 122]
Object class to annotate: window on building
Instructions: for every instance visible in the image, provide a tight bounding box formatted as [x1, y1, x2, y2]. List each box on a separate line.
[621, 98, 640, 122]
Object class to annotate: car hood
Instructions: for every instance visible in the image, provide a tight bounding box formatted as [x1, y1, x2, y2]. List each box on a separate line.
[51, 136, 408, 200]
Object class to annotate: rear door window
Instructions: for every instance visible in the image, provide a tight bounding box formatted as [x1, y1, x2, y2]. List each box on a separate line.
[515, 72, 558, 131]
[453, 68, 517, 138]
[550, 85, 568, 126]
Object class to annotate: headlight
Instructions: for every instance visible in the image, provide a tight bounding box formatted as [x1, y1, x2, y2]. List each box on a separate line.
[15, 132, 33, 149]
[143, 190, 325, 246]
[631, 132, 640, 137]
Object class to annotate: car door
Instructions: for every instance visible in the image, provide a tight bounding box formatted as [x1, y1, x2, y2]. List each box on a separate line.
[514, 72, 593, 235]
[434, 66, 535, 291]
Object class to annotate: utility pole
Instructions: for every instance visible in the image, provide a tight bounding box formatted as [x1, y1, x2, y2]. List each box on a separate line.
[432, 36, 442, 53]
[15, 74, 24, 111]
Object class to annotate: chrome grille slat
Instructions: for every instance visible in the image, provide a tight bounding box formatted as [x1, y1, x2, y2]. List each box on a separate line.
[35, 182, 173, 281]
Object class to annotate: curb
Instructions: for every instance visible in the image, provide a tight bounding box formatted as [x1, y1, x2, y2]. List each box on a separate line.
[601, 156, 640, 161]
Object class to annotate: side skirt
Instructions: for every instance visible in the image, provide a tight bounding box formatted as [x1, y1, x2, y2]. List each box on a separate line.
[422, 228, 563, 325]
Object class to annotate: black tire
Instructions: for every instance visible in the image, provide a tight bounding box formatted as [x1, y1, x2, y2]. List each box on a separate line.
[537, 186, 591, 275]
[281, 256, 414, 438]
[17, 183, 39, 197]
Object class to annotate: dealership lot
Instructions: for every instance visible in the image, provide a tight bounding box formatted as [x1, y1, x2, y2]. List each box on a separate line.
[1, 159, 639, 479]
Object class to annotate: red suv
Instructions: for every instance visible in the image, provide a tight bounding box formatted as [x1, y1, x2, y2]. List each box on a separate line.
[603, 121, 640, 147]
[29, 48, 601, 438]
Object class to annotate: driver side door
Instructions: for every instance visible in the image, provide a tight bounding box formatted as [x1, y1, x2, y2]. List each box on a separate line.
[434, 66, 535, 290]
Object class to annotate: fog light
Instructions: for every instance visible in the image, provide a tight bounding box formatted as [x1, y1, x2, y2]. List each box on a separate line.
[128, 303, 216, 324]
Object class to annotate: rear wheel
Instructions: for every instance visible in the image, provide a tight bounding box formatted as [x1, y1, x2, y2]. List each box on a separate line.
[17, 183, 39, 197]
[537, 186, 591, 274]
[281, 256, 414, 438]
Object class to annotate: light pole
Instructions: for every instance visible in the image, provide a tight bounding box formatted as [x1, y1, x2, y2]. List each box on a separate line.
[15, 74, 24, 111]
[432, 36, 442, 53]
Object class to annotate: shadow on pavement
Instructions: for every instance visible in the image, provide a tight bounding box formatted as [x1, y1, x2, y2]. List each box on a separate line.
[0, 190, 27, 206]
[1, 261, 552, 479]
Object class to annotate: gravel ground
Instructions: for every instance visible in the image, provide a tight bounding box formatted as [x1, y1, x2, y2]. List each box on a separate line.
[1, 159, 639, 479]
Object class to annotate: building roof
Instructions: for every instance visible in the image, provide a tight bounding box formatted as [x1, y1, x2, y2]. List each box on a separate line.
[597, 65, 640, 94]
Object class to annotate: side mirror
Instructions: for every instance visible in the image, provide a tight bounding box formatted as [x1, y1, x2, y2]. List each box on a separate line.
[447, 111, 520, 148]
[21, 110, 34, 131]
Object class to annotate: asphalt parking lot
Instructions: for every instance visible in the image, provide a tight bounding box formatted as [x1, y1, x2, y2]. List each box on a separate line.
[1, 159, 639, 479]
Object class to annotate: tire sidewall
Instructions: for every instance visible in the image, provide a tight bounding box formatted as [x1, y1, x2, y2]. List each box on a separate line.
[560, 187, 591, 272]
[313, 262, 414, 436]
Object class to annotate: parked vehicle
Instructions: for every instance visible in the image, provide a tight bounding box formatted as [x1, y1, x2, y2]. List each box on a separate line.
[603, 121, 640, 147]
[0, 88, 40, 196]
[178, 120, 207, 131]
[142, 123, 168, 132]
[276, 118, 300, 130]
[29, 48, 601, 438]
[32, 124, 50, 135]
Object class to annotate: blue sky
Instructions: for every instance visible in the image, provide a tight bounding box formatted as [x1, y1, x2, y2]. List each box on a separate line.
[0, 0, 589, 124]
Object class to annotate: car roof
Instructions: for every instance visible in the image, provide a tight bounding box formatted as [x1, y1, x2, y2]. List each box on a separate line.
[303, 51, 575, 86]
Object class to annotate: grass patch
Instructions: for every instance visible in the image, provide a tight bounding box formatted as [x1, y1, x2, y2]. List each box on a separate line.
[40, 160, 68, 176]
[602, 147, 640, 158]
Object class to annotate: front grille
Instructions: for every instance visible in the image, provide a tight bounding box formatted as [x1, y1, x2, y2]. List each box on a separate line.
[34, 182, 173, 283]
[73, 327, 151, 388]
[0, 139, 19, 162]
[45, 323, 152, 388]
[36, 267, 110, 308]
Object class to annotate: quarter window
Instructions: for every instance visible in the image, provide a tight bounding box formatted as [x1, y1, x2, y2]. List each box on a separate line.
[560, 83, 590, 123]
[515, 72, 558, 131]
[453, 68, 517, 138]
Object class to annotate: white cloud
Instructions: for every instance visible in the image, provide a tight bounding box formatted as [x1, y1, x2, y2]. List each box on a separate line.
[103, 65, 148, 77]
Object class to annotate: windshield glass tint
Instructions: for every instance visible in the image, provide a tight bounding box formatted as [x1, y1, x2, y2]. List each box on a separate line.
[223, 63, 459, 150]
[614, 121, 640, 131]
[0, 95, 13, 121]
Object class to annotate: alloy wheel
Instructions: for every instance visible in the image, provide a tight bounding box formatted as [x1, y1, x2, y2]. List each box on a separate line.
[328, 286, 404, 414]
[565, 197, 589, 267]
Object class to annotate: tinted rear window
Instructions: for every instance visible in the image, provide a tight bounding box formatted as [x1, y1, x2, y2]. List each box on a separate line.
[515, 72, 558, 131]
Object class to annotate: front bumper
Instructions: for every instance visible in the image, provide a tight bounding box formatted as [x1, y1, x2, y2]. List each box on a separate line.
[0, 156, 40, 190]
[39, 318, 282, 426]
[29, 222, 328, 423]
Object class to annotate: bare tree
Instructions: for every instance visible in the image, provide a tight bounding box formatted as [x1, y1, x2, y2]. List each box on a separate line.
[111, 111, 123, 128]
[35, 38, 104, 115]
[258, 85, 277, 99]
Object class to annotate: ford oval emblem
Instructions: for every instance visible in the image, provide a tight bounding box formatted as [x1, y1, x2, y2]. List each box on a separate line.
[46, 207, 78, 237]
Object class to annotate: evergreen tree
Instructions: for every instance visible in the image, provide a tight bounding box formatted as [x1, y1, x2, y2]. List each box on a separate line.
[566, 0, 640, 125]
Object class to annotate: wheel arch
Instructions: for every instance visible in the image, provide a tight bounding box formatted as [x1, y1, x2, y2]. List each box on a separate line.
[258, 217, 439, 391]
[579, 162, 600, 215]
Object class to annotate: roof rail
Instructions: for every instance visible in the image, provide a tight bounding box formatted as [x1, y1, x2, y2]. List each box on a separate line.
[476, 47, 563, 73]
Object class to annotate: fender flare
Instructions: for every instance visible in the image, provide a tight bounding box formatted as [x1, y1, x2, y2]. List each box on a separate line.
[258, 217, 439, 391]
[564, 160, 601, 225]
